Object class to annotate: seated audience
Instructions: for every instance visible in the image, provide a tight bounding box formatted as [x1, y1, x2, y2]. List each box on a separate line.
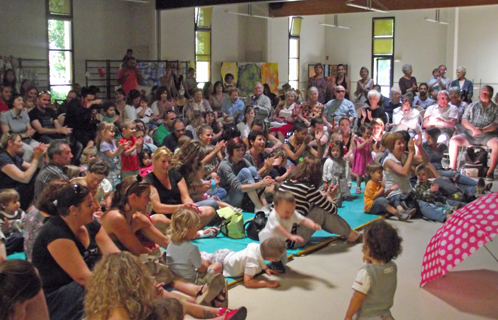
[308, 118, 329, 149]
[392, 93, 421, 132]
[413, 83, 434, 110]
[263, 83, 279, 107]
[123, 89, 141, 121]
[423, 90, 458, 144]
[210, 81, 228, 114]
[185, 88, 212, 122]
[251, 82, 272, 122]
[56, 90, 78, 127]
[323, 85, 356, 131]
[298, 86, 325, 127]
[29, 91, 72, 144]
[162, 119, 193, 152]
[237, 106, 255, 147]
[153, 110, 177, 146]
[398, 64, 418, 95]
[205, 110, 223, 141]
[449, 86, 468, 122]
[283, 121, 324, 165]
[159, 66, 179, 99]
[0, 189, 25, 261]
[270, 90, 299, 141]
[221, 88, 244, 123]
[384, 87, 401, 123]
[358, 90, 388, 127]
[307, 63, 332, 104]
[0, 85, 13, 112]
[450, 66, 473, 102]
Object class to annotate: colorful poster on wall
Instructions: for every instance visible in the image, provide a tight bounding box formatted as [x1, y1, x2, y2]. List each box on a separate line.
[261, 63, 279, 93]
[238, 62, 261, 98]
[221, 62, 238, 87]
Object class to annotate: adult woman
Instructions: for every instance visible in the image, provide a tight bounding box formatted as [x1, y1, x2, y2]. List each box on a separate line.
[2, 69, 18, 94]
[307, 63, 332, 104]
[217, 138, 273, 209]
[210, 81, 228, 114]
[450, 66, 473, 102]
[203, 82, 213, 101]
[283, 121, 323, 165]
[0, 259, 50, 320]
[244, 130, 275, 178]
[398, 64, 418, 95]
[333, 64, 351, 100]
[279, 158, 361, 248]
[383, 132, 449, 222]
[151, 86, 176, 124]
[31, 184, 120, 320]
[0, 132, 46, 210]
[354, 67, 373, 104]
[1, 94, 39, 161]
[185, 88, 212, 122]
[115, 88, 127, 117]
[358, 90, 388, 127]
[205, 110, 223, 141]
[270, 90, 299, 141]
[263, 83, 279, 107]
[123, 89, 142, 121]
[145, 147, 217, 227]
[392, 93, 421, 132]
[160, 66, 179, 99]
[237, 106, 255, 147]
[297, 87, 325, 127]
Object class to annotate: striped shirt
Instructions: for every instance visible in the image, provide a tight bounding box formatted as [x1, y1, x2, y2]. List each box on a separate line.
[34, 162, 68, 199]
[279, 180, 337, 216]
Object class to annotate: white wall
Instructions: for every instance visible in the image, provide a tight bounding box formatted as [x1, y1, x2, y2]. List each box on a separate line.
[159, 7, 195, 62]
[266, 17, 289, 85]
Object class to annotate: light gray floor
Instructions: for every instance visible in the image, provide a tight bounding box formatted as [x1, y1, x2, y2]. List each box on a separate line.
[228, 193, 498, 319]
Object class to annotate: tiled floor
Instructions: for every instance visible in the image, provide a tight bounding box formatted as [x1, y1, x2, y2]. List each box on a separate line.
[228, 188, 498, 319]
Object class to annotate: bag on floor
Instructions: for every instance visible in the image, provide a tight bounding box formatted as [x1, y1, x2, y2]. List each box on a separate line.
[244, 211, 268, 241]
[465, 147, 488, 165]
[217, 208, 246, 239]
[140, 248, 174, 285]
[400, 191, 419, 212]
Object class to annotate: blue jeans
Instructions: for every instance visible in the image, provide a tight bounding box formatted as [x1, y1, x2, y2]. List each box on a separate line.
[437, 169, 477, 194]
[195, 199, 219, 211]
[417, 200, 450, 222]
[226, 166, 260, 208]
[207, 187, 227, 200]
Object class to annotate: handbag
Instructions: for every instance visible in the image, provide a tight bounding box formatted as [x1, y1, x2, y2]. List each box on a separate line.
[244, 211, 268, 241]
[139, 247, 174, 285]
[217, 207, 246, 239]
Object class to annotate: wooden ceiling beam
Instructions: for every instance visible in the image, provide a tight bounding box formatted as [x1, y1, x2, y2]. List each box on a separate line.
[269, 0, 498, 17]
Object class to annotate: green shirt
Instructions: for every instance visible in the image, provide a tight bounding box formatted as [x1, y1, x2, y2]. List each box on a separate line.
[153, 124, 171, 146]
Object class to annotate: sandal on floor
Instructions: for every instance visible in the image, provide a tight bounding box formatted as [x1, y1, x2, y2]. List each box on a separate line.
[217, 307, 247, 320]
[197, 227, 220, 239]
[355, 187, 362, 194]
[196, 274, 226, 307]
[211, 278, 228, 308]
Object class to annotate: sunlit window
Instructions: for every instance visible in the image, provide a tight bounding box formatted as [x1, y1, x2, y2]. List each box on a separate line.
[372, 17, 394, 97]
[288, 17, 302, 90]
[195, 7, 212, 88]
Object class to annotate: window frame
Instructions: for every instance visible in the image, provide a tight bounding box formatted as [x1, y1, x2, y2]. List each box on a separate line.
[371, 17, 395, 96]
[288, 17, 301, 90]
[194, 7, 212, 86]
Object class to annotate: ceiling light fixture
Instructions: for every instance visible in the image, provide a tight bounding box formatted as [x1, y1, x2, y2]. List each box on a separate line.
[225, 4, 272, 20]
[319, 15, 350, 29]
[424, 9, 449, 25]
[345, 0, 388, 13]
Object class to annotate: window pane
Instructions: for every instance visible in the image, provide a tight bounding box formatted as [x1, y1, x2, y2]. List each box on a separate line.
[196, 61, 210, 83]
[51, 85, 71, 103]
[196, 31, 211, 55]
[374, 19, 393, 37]
[289, 17, 302, 37]
[49, 51, 72, 85]
[49, 0, 71, 15]
[289, 58, 299, 81]
[48, 20, 72, 50]
[289, 38, 299, 58]
[373, 57, 391, 96]
[373, 39, 393, 55]
[195, 7, 212, 27]
[289, 81, 299, 90]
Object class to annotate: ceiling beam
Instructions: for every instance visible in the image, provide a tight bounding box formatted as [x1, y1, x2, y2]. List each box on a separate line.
[269, 0, 498, 17]
[156, 0, 270, 10]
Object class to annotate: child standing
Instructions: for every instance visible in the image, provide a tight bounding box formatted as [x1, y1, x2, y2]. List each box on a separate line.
[165, 208, 222, 284]
[119, 119, 143, 180]
[258, 191, 321, 273]
[136, 96, 157, 132]
[138, 150, 153, 177]
[352, 124, 374, 194]
[0, 189, 26, 261]
[97, 122, 126, 188]
[345, 220, 403, 320]
[323, 142, 353, 205]
[364, 163, 415, 221]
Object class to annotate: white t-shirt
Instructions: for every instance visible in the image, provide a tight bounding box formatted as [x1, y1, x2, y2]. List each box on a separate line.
[222, 243, 267, 278]
[165, 241, 202, 283]
[123, 104, 137, 121]
[236, 122, 250, 138]
[136, 106, 154, 124]
[258, 208, 304, 242]
[423, 104, 459, 125]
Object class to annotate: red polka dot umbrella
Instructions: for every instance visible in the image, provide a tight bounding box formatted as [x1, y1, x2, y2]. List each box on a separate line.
[420, 192, 498, 287]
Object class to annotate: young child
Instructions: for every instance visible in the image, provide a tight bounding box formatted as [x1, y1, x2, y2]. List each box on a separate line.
[0, 189, 26, 261]
[102, 102, 120, 125]
[364, 163, 415, 221]
[345, 220, 403, 320]
[80, 146, 97, 173]
[136, 127, 157, 153]
[97, 122, 126, 188]
[165, 208, 222, 285]
[23, 97, 36, 114]
[175, 135, 192, 155]
[138, 150, 153, 177]
[323, 141, 353, 205]
[200, 237, 286, 289]
[268, 149, 294, 185]
[352, 124, 374, 194]
[136, 96, 157, 132]
[119, 119, 144, 180]
[258, 191, 321, 273]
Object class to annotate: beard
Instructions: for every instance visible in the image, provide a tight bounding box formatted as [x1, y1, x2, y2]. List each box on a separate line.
[419, 91, 427, 97]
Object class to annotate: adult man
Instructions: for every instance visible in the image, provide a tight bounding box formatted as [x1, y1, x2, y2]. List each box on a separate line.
[221, 88, 244, 122]
[161, 119, 193, 152]
[34, 139, 73, 199]
[57, 90, 78, 124]
[423, 90, 458, 144]
[449, 86, 468, 122]
[29, 91, 72, 143]
[251, 82, 272, 122]
[64, 87, 101, 148]
[0, 85, 12, 112]
[118, 57, 143, 95]
[322, 85, 356, 131]
[449, 86, 498, 180]
[153, 110, 176, 146]
[413, 83, 434, 110]
[384, 88, 402, 123]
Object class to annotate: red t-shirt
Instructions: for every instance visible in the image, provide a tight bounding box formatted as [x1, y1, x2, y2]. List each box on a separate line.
[119, 136, 139, 171]
[117, 68, 138, 95]
[0, 100, 9, 112]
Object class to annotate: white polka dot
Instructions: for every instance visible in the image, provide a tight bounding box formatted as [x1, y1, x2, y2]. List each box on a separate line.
[455, 238, 461, 245]
[470, 219, 477, 223]
[449, 235, 455, 241]
[462, 232, 468, 239]
[423, 256, 427, 262]
[441, 240, 447, 246]
[464, 223, 469, 228]
[462, 253, 468, 259]
[448, 244, 454, 250]
[447, 254, 453, 261]
[470, 237, 476, 243]
[472, 210, 479, 214]
[441, 259, 446, 266]
[482, 220, 488, 225]
[451, 226, 456, 232]
[485, 226, 492, 232]
[430, 270, 433, 276]
[439, 249, 446, 256]
[458, 221, 463, 226]
[447, 265, 453, 271]
[423, 274, 426, 280]
[490, 204, 496, 209]
[492, 221, 498, 226]
[443, 231, 449, 237]
[456, 229, 462, 235]
[478, 241, 484, 247]
[462, 242, 468, 249]
[488, 215, 494, 220]
[455, 248, 461, 255]
[485, 198, 492, 203]
[470, 247, 476, 253]
[491, 233, 497, 238]
[470, 226, 476, 233]
[484, 210, 490, 214]
[479, 205, 485, 209]
[454, 259, 461, 265]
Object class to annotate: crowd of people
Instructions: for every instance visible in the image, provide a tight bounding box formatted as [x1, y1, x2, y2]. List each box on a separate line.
[0, 59, 496, 320]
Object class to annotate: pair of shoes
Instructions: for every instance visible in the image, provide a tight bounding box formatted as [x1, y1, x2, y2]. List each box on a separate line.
[217, 307, 248, 320]
[197, 227, 220, 239]
[486, 173, 495, 181]
[395, 208, 416, 221]
[485, 182, 493, 192]
[196, 274, 227, 308]
[268, 260, 286, 274]
[355, 187, 362, 194]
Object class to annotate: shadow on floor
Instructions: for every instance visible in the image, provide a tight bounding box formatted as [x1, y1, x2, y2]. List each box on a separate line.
[423, 269, 498, 319]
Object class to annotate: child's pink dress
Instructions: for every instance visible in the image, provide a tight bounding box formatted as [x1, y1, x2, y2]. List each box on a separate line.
[139, 165, 153, 177]
[351, 137, 373, 176]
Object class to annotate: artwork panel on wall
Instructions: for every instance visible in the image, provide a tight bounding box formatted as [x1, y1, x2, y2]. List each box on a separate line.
[238, 62, 262, 99]
[261, 63, 279, 93]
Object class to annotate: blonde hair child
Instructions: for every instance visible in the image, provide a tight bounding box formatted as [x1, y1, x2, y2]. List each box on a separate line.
[97, 122, 125, 187]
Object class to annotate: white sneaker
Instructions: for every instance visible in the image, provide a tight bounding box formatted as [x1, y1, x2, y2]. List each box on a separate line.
[256, 206, 271, 214]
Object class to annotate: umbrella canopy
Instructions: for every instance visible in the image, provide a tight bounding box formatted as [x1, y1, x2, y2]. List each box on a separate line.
[420, 192, 498, 286]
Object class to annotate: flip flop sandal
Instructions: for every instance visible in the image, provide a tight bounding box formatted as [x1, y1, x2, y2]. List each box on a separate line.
[211, 279, 228, 308]
[217, 307, 247, 320]
[355, 187, 362, 194]
[195, 273, 226, 307]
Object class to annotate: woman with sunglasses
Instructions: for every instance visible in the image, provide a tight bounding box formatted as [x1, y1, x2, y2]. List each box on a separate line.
[31, 183, 120, 320]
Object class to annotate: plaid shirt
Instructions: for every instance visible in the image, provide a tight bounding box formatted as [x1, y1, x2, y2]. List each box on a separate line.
[414, 180, 436, 203]
[462, 100, 498, 128]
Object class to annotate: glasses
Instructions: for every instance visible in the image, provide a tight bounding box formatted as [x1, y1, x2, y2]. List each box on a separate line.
[335, 90, 345, 93]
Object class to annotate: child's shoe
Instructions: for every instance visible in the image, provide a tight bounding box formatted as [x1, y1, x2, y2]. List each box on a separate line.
[268, 260, 286, 274]
[395, 208, 416, 221]
[217, 307, 247, 320]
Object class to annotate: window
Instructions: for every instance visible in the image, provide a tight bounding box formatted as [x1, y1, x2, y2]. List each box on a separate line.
[195, 7, 212, 88]
[372, 17, 394, 97]
[47, 0, 74, 102]
[288, 17, 302, 90]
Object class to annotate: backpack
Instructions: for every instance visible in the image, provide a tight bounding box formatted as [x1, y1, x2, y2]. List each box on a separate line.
[217, 208, 246, 239]
[244, 211, 268, 241]
[463, 147, 488, 178]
